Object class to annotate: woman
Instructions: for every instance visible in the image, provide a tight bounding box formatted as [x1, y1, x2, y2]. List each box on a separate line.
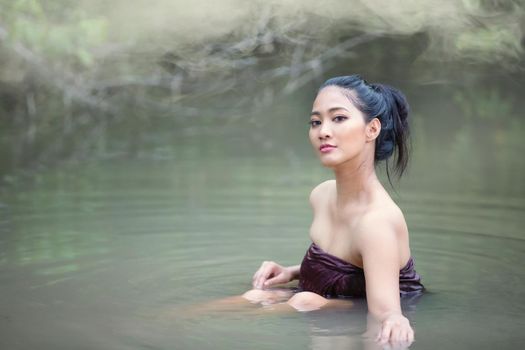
[245, 75, 425, 344]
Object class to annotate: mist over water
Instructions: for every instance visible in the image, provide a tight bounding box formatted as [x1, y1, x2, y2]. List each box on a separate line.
[83, 0, 524, 63]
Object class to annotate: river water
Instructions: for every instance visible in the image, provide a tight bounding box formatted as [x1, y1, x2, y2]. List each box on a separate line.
[1, 76, 524, 349]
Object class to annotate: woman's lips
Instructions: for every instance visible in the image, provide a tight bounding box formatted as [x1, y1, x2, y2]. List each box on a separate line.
[319, 145, 336, 153]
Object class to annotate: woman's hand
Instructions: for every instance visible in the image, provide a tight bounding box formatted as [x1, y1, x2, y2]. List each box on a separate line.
[252, 261, 294, 289]
[376, 312, 414, 346]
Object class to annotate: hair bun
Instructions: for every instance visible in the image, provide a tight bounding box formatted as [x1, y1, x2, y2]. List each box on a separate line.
[371, 83, 409, 123]
[372, 83, 410, 177]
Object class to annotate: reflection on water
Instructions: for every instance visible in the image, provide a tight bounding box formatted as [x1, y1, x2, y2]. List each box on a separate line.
[1, 78, 524, 349]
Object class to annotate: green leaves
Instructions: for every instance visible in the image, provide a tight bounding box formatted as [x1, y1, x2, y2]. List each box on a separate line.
[3, 0, 108, 67]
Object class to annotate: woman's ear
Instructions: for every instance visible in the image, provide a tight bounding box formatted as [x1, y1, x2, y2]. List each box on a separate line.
[366, 118, 381, 142]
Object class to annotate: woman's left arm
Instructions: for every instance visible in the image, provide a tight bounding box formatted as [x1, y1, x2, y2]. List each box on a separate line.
[358, 216, 414, 345]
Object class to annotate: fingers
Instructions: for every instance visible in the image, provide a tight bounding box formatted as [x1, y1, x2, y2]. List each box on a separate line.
[252, 261, 275, 289]
[252, 262, 266, 288]
[391, 327, 402, 343]
[252, 270, 263, 289]
[383, 340, 411, 350]
[256, 271, 271, 289]
[376, 324, 414, 349]
[264, 273, 287, 287]
[408, 328, 414, 343]
[376, 322, 392, 344]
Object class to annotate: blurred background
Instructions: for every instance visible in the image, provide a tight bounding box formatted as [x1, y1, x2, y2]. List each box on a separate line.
[1, 1, 524, 349]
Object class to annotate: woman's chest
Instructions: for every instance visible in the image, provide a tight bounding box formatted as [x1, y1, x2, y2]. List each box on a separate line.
[309, 209, 362, 266]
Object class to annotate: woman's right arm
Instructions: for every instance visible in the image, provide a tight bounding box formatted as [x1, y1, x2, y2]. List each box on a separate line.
[252, 262, 300, 289]
[286, 265, 301, 280]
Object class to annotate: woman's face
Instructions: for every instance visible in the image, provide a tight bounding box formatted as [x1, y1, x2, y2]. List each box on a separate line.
[309, 86, 376, 168]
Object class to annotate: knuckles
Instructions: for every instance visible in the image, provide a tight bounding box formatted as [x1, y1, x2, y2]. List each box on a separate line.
[261, 260, 277, 269]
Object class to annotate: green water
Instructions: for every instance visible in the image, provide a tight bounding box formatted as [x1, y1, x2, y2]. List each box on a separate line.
[1, 79, 524, 349]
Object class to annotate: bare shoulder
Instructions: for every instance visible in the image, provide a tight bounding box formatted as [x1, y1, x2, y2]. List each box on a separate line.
[309, 179, 335, 207]
[355, 201, 408, 246]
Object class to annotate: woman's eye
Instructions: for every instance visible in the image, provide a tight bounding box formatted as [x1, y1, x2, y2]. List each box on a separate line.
[309, 120, 321, 127]
[333, 116, 348, 122]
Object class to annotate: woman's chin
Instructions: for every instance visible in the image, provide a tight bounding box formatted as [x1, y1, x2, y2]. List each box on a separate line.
[319, 157, 340, 168]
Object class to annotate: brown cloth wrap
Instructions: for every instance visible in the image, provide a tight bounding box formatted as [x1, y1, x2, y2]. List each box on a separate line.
[298, 242, 425, 298]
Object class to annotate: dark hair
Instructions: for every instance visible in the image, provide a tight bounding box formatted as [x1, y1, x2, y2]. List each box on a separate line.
[319, 74, 411, 181]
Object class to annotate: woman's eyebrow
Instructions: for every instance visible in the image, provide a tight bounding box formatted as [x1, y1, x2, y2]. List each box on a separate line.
[310, 106, 350, 116]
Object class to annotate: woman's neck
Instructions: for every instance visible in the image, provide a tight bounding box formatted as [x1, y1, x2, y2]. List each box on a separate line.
[333, 157, 380, 209]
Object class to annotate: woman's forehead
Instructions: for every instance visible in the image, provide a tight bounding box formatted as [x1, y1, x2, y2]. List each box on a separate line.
[312, 86, 360, 112]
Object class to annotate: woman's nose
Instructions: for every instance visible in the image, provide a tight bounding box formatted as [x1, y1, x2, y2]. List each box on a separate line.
[319, 122, 332, 139]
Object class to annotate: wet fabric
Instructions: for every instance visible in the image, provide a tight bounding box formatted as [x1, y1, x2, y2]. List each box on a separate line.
[298, 242, 425, 298]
